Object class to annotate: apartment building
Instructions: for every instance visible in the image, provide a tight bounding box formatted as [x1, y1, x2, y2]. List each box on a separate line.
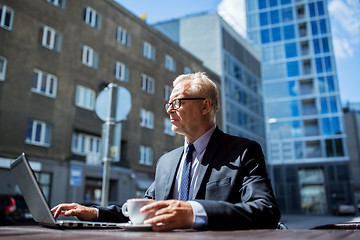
[0, 0, 221, 207]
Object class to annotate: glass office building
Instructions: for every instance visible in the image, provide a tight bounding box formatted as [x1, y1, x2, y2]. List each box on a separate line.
[154, 13, 266, 150]
[245, 0, 353, 214]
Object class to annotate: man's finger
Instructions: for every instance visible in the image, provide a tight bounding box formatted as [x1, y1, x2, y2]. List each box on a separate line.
[140, 201, 168, 212]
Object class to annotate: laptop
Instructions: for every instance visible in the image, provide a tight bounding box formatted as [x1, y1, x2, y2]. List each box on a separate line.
[10, 153, 123, 229]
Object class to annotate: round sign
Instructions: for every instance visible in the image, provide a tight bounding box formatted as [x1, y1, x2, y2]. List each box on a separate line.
[95, 84, 131, 122]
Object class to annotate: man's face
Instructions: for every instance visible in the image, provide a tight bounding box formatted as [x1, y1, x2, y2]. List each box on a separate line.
[166, 82, 204, 137]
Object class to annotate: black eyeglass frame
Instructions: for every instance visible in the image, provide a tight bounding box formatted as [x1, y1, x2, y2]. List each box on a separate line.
[165, 98, 206, 111]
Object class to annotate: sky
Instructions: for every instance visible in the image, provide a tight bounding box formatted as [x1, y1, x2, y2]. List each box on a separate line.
[114, 0, 360, 105]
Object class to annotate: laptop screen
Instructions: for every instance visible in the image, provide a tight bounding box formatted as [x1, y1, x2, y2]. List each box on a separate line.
[10, 153, 56, 225]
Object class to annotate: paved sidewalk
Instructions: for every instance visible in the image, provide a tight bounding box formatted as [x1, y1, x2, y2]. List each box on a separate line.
[280, 214, 360, 229]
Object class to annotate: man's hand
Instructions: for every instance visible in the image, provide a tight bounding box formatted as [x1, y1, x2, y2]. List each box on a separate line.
[140, 200, 193, 231]
[51, 203, 98, 221]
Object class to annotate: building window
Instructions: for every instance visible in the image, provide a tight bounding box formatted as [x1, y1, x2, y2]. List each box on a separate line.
[0, 55, 7, 81]
[81, 45, 98, 68]
[83, 6, 101, 29]
[75, 85, 95, 110]
[164, 85, 172, 101]
[184, 67, 192, 74]
[164, 118, 175, 136]
[72, 132, 101, 156]
[139, 145, 153, 166]
[39, 25, 62, 52]
[140, 109, 154, 129]
[116, 26, 131, 47]
[0, 5, 14, 30]
[325, 138, 344, 157]
[26, 120, 51, 147]
[114, 61, 129, 82]
[31, 69, 57, 98]
[143, 41, 155, 60]
[141, 74, 155, 94]
[165, 55, 176, 72]
[46, 0, 66, 9]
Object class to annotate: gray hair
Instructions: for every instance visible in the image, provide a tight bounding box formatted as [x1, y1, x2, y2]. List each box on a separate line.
[173, 72, 220, 114]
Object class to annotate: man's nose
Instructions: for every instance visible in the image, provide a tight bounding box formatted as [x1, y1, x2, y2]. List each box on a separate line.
[166, 104, 174, 114]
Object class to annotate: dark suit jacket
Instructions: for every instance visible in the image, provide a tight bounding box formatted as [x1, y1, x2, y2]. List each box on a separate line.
[97, 127, 280, 230]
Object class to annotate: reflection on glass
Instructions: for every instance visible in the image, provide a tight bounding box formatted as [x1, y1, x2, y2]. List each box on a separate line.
[283, 25, 295, 39]
[305, 140, 322, 158]
[322, 118, 331, 135]
[313, 38, 320, 54]
[272, 27, 281, 41]
[287, 61, 299, 77]
[332, 117, 341, 134]
[294, 141, 303, 159]
[320, 97, 328, 113]
[288, 81, 298, 96]
[327, 76, 335, 92]
[282, 7, 293, 22]
[292, 121, 302, 137]
[261, 29, 270, 43]
[318, 77, 326, 93]
[330, 96, 338, 113]
[260, 12, 268, 26]
[311, 21, 318, 35]
[270, 10, 279, 24]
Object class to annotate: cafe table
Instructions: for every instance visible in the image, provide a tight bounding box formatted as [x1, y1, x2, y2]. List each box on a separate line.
[1, 225, 360, 240]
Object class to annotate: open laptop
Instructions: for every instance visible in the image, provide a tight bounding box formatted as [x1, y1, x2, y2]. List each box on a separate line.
[10, 153, 123, 229]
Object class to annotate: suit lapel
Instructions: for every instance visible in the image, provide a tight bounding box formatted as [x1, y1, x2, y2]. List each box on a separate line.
[193, 127, 224, 198]
[163, 147, 184, 200]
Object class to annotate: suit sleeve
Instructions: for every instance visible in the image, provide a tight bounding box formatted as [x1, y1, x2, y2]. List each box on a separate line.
[95, 205, 129, 223]
[195, 141, 281, 230]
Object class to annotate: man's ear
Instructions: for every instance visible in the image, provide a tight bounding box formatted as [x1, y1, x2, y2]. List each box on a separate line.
[202, 99, 212, 115]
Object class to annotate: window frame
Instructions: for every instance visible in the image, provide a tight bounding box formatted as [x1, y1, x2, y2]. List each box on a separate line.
[116, 26, 131, 47]
[83, 6, 101, 29]
[75, 85, 96, 110]
[25, 120, 51, 147]
[81, 45, 97, 68]
[165, 54, 176, 72]
[0, 55, 7, 81]
[72, 132, 101, 156]
[143, 41, 155, 60]
[139, 145, 153, 166]
[140, 109, 154, 129]
[0, 5, 14, 30]
[115, 61, 128, 82]
[40, 25, 62, 51]
[164, 118, 175, 136]
[141, 74, 155, 94]
[31, 69, 58, 98]
[46, 0, 66, 9]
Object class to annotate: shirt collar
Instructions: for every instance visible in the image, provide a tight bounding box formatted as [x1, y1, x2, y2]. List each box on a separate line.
[184, 124, 216, 154]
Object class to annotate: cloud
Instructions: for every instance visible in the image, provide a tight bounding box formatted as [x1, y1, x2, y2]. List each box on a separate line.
[328, 0, 360, 59]
[217, 0, 247, 38]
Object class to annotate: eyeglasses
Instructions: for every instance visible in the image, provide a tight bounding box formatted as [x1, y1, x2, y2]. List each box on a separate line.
[165, 98, 206, 111]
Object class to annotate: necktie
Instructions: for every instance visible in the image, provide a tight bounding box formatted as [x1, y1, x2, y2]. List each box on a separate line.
[179, 144, 195, 201]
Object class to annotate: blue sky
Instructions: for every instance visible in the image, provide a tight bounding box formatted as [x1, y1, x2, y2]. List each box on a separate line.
[115, 0, 360, 105]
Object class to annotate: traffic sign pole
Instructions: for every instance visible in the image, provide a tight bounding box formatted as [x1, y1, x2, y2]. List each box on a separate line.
[101, 83, 117, 207]
[95, 83, 131, 207]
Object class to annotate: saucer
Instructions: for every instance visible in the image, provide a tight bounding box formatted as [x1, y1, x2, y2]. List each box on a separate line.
[119, 223, 152, 231]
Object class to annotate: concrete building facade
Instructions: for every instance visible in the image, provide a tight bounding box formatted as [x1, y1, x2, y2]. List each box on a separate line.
[0, 0, 221, 207]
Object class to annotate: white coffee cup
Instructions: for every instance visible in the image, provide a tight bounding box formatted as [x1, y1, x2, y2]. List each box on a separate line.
[121, 198, 155, 225]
